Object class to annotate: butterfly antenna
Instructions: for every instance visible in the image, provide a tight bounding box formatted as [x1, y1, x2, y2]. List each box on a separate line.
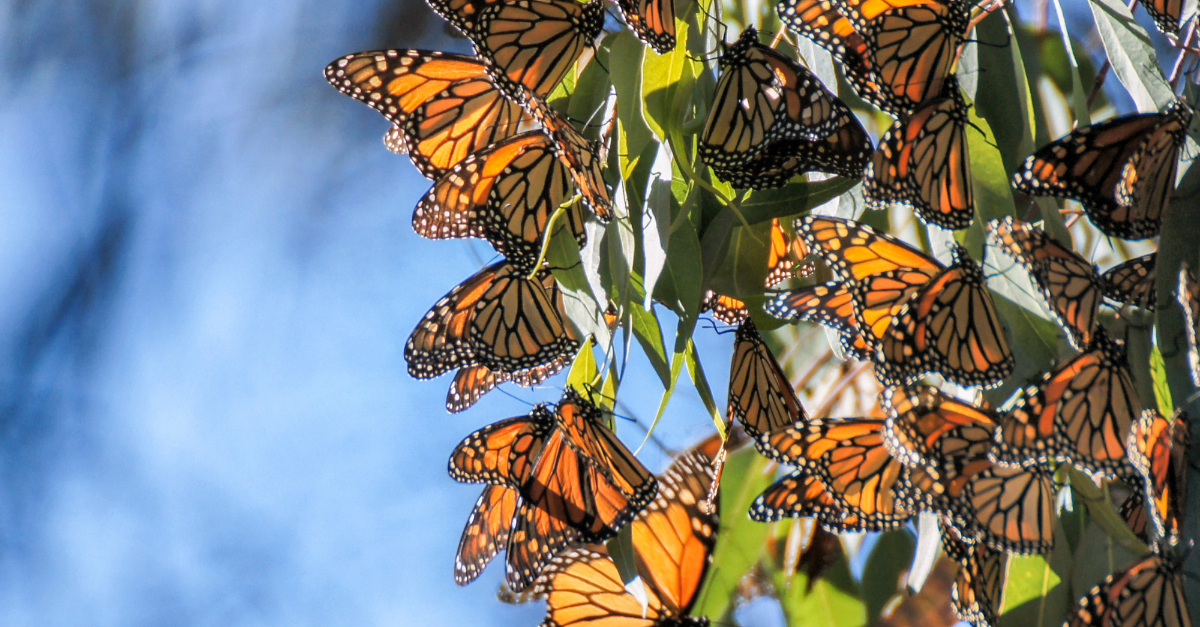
[497, 386, 540, 407]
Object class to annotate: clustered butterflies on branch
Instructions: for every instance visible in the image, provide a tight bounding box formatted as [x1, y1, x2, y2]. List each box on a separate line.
[323, 0, 1200, 623]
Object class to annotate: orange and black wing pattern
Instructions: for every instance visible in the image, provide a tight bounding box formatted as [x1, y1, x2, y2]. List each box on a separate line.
[454, 484, 520, 585]
[448, 405, 555, 485]
[470, 0, 605, 102]
[1142, 0, 1184, 34]
[766, 280, 872, 360]
[777, 0, 890, 112]
[535, 438, 719, 626]
[324, 50, 527, 179]
[526, 96, 613, 220]
[874, 245, 1013, 388]
[756, 417, 916, 531]
[832, 0, 968, 112]
[1127, 408, 1190, 548]
[880, 385, 997, 469]
[1012, 99, 1193, 240]
[942, 523, 1006, 627]
[797, 215, 942, 284]
[1066, 553, 1190, 627]
[991, 328, 1141, 479]
[618, 0, 676, 53]
[405, 260, 579, 379]
[988, 217, 1103, 349]
[414, 131, 588, 268]
[446, 360, 568, 413]
[865, 93, 974, 230]
[1101, 253, 1156, 311]
[727, 319, 808, 439]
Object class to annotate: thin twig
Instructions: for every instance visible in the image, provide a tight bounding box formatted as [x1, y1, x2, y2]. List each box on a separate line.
[1170, 16, 1199, 87]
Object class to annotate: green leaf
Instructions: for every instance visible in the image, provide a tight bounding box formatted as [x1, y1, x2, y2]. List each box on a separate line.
[642, 164, 672, 304]
[1150, 346, 1174, 417]
[567, 38, 614, 131]
[1000, 523, 1071, 627]
[965, 103, 1018, 227]
[1088, 0, 1174, 112]
[778, 550, 866, 627]
[684, 338, 724, 433]
[1069, 519, 1140, 612]
[861, 530, 915, 624]
[609, 30, 653, 161]
[606, 522, 639, 586]
[708, 219, 770, 300]
[549, 225, 611, 349]
[970, 8, 1038, 173]
[642, 17, 692, 141]
[693, 446, 774, 620]
[566, 341, 599, 394]
[740, 177, 860, 224]
[1049, 0, 1090, 127]
[626, 275, 671, 387]
[651, 195, 704, 318]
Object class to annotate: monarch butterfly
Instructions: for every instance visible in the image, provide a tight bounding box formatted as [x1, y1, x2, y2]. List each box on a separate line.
[699, 27, 856, 169]
[942, 522, 1005, 627]
[449, 388, 657, 589]
[1141, 0, 1184, 34]
[470, 0, 604, 103]
[797, 216, 1012, 387]
[533, 439, 720, 627]
[873, 245, 1013, 388]
[907, 454, 1056, 554]
[755, 417, 917, 531]
[1102, 253, 1156, 311]
[426, 0, 504, 34]
[405, 259, 579, 380]
[1012, 98, 1194, 240]
[617, 0, 676, 52]
[1178, 264, 1200, 387]
[455, 483, 520, 585]
[880, 385, 997, 470]
[865, 93, 975, 230]
[1120, 488, 1150, 542]
[727, 319, 809, 439]
[777, 0, 892, 112]
[766, 280, 872, 360]
[446, 361, 566, 413]
[833, 0, 969, 108]
[710, 115, 874, 189]
[414, 130, 589, 269]
[1128, 409, 1190, 548]
[990, 328, 1142, 479]
[324, 50, 527, 179]
[1066, 552, 1191, 627]
[987, 217, 1104, 351]
[525, 96, 613, 220]
[700, 291, 750, 325]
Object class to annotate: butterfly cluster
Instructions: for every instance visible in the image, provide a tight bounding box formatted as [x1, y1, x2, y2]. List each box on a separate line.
[323, 0, 1200, 623]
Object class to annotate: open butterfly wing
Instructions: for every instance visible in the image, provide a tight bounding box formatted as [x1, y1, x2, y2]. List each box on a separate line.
[455, 484, 520, 585]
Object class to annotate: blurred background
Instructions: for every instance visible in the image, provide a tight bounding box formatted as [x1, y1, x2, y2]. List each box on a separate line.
[0, 0, 1167, 625]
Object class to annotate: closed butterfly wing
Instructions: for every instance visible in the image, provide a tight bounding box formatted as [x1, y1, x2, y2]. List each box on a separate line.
[776, 0, 891, 112]
[447, 359, 568, 413]
[942, 524, 1006, 627]
[471, 0, 605, 102]
[455, 484, 520, 585]
[766, 281, 872, 360]
[1101, 253, 1156, 311]
[759, 417, 916, 530]
[727, 319, 808, 439]
[1114, 99, 1193, 236]
[1177, 264, 1200, 387]
[414, 131, 588, 269]
[618, 0, 676, 53]
[881, 385, 997, 469]
[876, 246, 1013, 388]
[1012, 99, 1193, 240]
[426, 0, 506, 34]
[526, 96, 613, 220]
[832, 0, 969, 113]
[712, 115, 873, 188]
[865, 94, 974, 230]
[535, 440, 719, 626]
[1127, 408, 1190, 547]
[324, 50, 527, 178]
[1066, 553, 1191, 627]
[406, 260, 579, 379]
[988, 217, 1103, 350]
[552, 388, 659, 511]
